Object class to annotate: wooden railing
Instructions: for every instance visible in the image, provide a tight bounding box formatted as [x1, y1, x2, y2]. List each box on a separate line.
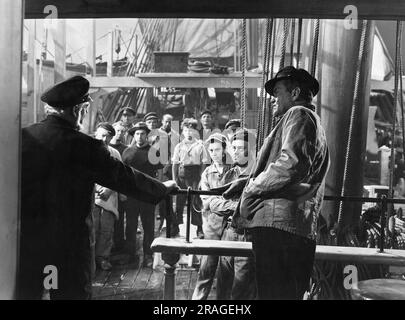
[151, 189, 405, 299]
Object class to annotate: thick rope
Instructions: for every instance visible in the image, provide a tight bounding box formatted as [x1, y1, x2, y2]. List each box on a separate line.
[257, 19, 272, 152]
[337, 20, 369, 230]
[296, 19, 303, 68]
[270, 19, 277, 78]
[311, 19, 320, 77]
[389, 21, 402, 200]
[279, 19, 289, 70]
[264, 20, 274, 139]
[400, 33, 405, 164]
[256, 19, 271, 153]
[240, 19, 247, 128]
[290, 18, 296, 66]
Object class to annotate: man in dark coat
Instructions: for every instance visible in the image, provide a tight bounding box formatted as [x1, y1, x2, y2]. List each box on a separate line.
[19, 75, 178, 300]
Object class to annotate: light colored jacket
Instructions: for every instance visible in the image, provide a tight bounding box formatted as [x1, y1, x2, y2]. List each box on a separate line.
[233, 105, 330, 239]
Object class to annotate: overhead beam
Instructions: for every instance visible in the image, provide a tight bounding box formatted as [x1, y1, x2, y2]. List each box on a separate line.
[87, 73, 262, 89]
[25, 0, 405, 20]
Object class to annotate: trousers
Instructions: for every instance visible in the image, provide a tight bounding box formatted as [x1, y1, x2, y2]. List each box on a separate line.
[251, 227, 316, 300]
[217, 225, 257, 300]
[124, 198, 156, 257]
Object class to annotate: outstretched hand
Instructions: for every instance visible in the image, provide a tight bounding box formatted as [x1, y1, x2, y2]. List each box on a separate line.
[163, 180, 179, 195]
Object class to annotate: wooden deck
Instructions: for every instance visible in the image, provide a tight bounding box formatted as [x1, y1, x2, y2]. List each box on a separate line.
[92, 213, 216, 300]
[92, 262, 197, 300]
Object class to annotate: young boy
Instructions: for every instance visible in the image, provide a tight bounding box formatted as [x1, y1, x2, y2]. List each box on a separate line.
[192, 132, 232, 300]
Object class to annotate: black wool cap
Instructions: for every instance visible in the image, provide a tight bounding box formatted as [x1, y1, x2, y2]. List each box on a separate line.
[41, 75, 90, 109]
[264, 66, 319, 97]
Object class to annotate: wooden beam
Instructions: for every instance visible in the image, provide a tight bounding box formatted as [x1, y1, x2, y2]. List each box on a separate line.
[0, 0, 23, 299]
[151, 237, 405, 266]
[24, 0, 405, 20]
[88, 73, 262, 89]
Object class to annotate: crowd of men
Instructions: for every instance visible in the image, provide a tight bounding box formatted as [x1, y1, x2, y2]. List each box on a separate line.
[20, 65, 330, 300]
[91, 105, 246, 271]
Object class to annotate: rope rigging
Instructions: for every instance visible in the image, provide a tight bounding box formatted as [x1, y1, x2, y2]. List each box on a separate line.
[279, 19, 290, 70]
[310, 19, 320, 77]
[256, 19, 273, 152]
[240, 19, 248, 128]
[296, 19, 303, 68]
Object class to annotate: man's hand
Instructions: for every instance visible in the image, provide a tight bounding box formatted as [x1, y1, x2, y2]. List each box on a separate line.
[97, 187, 113, 201]
[222, 177, 249, 199]
[163, 180, 179, 195]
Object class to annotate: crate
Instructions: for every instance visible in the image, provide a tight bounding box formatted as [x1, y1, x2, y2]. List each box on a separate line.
[153, 52, 189, 73]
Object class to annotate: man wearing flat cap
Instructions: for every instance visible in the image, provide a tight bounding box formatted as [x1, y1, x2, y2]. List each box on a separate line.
[223, 66, 330, 299]
[92, 122, 121, 272]
[122, 122, 163, 268]
[223, 118, 241, 141]
[113, 107, 136, 146]
[20, 75, 178, 299]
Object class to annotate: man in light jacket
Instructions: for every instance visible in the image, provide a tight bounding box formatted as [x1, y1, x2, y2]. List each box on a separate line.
[224, 66, 330, 300]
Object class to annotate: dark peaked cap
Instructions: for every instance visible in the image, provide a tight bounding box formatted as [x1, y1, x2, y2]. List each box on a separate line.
[41, 75, 91, 109]
[265, 66, 319, 97]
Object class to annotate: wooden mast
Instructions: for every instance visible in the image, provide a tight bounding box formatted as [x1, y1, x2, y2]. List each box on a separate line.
[317, 20, 376, 230]
[0, 0, 23, 299]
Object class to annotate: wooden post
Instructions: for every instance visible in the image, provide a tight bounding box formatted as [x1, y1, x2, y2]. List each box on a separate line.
[0, 0, 23, 299]
[53, 19, 66, 83]
[106, 30, 114, 77]
[161, 253, 180, 300]
[86, 19, 96, 76]
[27, 20, 38, 124]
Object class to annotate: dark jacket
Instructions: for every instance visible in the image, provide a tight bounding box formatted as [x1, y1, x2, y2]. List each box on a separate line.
[20, 115, 167, 299]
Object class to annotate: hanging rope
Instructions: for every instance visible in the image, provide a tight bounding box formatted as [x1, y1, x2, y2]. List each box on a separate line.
[311, 19, 320, 77]
[264, 19, 274, 140]
[290, 19, 296, 66]
[240, 19, 248, 128]
[337, 20, 370, 230]
[296, 19, 303, 68]
[257, 19, 272, 152]
[389, 21, 403, 200]
[400, 33, 405, 164]
[270, 19, 277, 78]
[279, 19, 289, 70]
